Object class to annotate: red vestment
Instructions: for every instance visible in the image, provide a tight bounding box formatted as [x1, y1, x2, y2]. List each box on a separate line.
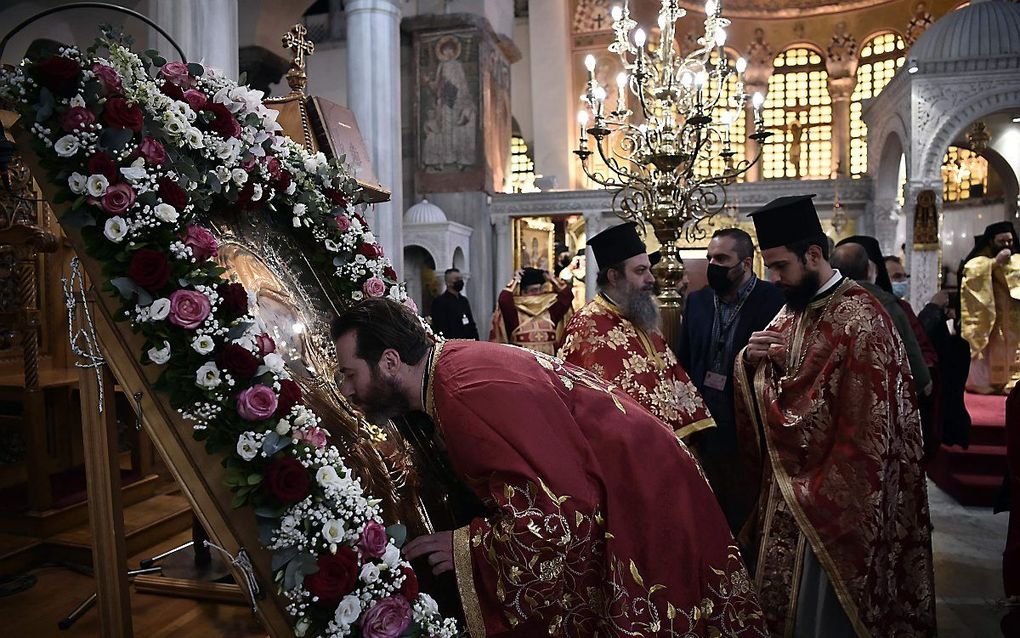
[426, 340, 767, 637]
[734, 279, 936, 637]
[489, 285, 574, 355]
[558, 295, 714, 438]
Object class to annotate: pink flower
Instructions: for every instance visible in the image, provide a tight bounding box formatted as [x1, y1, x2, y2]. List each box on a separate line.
[181, 89, 208, 110]
[160, 61, 192, 87]
[255, 333, 276, 356]
[236, 384, 279, 421]
[101, 183, 136, 215]
[358, 521, 388, 558]
[335, 214, 351, 232]
[61, 106, 95, 132]
[295, 426, 328, 449]
[360, 596, 411, 638]
[168, 289, 212, 329]
[91, 63, 123, 94]
[182, 225, 218, 260]
[403, 297, 419, 314]
[362, 277, 386, 298]
[136, 136, 167, 165]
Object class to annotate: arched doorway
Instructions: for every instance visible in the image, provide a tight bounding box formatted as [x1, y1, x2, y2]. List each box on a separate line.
[403, 245, 439, 317]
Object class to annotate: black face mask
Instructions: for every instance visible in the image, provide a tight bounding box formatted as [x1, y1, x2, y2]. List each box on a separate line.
[452, 280, 465, 292]
[706, 263, 741, 295]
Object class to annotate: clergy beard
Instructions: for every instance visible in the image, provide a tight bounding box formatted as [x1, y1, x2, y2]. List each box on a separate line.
[618, 282, 660, 332]
[778, 269, 822, 312]
[356, 365, 410, 424]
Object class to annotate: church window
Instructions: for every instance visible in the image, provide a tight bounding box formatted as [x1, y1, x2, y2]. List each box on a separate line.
[695, 49, 747, 182]
[762, 48, 832, 179]
[850, 33, 905, 177]
[510, 133, 538, 193]
[942, 146, 988, 202]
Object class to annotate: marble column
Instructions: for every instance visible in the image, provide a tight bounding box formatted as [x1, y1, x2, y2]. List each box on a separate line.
[828, 76, 855, 178]
[492, 214, 513, 300]
[903, 179, 943, 310]
[528, 0, 575, 189]
[148, 0, 239, 79]
[347, 0, 404, 275]
[583, 210, 609, 302]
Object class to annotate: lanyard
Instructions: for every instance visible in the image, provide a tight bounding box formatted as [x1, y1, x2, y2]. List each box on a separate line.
[710, 278, 756, 370]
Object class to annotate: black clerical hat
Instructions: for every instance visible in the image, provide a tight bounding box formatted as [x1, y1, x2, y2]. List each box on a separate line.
[748, 194, 823, 250]
[520, 267, 546, 288]
[837, 235, 892, 293]
[588, 222, 651, 269]
[984, 221, 1016, 238]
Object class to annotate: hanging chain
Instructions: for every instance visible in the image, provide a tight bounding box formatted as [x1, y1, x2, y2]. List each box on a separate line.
[62, 257, 106, 411]
[203, 541, 261, 614]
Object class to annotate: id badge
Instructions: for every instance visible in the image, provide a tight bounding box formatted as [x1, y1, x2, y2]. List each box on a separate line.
[704, 371, 728, 391]
[462, 314, 470, 325]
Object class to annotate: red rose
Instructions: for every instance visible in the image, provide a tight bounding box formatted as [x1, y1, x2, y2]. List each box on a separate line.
[135, 136, 167, 165]
[128, 248, 170, 290]
[101, 183, 136, 215]
[264, 156, 282, 179]
[217, 282, 249, 318]
[325, 189, 348, 207]
[304, 547, 359, 606]
[358, 243, 383, 258]
[158, 177, 188, 210]
[87, 152, 118, 182]
[61, 106, 96, 132]
[204, 103, 241, 138]
[399, 567, 419, 601]
[383, 266, 397, 280]
[160, 80, 185, 101]
[182, 89, 208, 111]
[216, 343, 259, 379]
[91, 63, 123, 95]
[276, 379, 303, 417]
[159, 61, 192, 87]
[275, 170, 292, 192]
[103, 97, 144, 131]
[35, 55, 81, 97]
[255, 332, 276, 356]
[265, 456, 311, 505]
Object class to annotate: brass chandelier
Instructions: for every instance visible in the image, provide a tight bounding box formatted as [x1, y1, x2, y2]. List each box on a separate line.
[574, 0, 770, 315]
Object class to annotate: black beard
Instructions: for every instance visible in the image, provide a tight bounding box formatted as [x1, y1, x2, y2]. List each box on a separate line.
[778, 269, 822, 312]
[357, 366, 410, 424]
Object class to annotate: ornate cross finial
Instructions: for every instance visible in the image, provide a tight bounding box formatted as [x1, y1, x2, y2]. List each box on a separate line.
[282, 23, 315, 94]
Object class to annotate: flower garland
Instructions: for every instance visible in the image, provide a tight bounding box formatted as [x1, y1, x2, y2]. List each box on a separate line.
[0, 32, 453, 638]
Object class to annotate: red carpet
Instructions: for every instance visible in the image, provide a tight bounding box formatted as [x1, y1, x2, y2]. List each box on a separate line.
[928, 392, 1007, 507]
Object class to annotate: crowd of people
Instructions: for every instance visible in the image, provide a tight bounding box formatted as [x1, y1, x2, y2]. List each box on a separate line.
[332, 194, 1019, 637]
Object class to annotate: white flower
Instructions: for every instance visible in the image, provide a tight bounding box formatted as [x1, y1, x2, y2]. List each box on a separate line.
[68, 172, 87, 194]
[418, 593, 439, 617]
[292, 216, 301, 228]
[285, 181, 296, 196]
[351, 290, 364, 302]
[153, 203, 179, 223]
[69, 94, 86, 108]
[236, 433, 259, 460]
[120, 163, 147, 182]
[164, 114, 187, 135]
[54, 134, 79, 157]
[280, 515, 298, 534]
[363, 232, 376, 244]
[293, 203, 307, 217]
[321, 519, 345, 544]
[382, 543, 401, 569]
[303, 157, 319, 173]
[387, 285, 405, 302]
[275, 419, 291, 436]
[359, 563, 380, 584]
[315, 465, 344, 490]
[87, 174, 110, 197]
[191, 335, 215, 354]
[103, 216, 128, 242]
[195, 362, 222, 389]
[294, 619, 310, 638]
[215, 165, 231, 184]
[231, 168, 248, 184]
[147, 341, 171, 365]
[185, 127, 204, 148]
[263, 352, 286, 375]
[334, 595, 362, 626]
[323, 239, 339, 252]
[251, 183, 263, 201]
[149, 298, 171, 321]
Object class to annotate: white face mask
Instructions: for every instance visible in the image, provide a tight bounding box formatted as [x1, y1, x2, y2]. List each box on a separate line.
[891, 280, 909, 299]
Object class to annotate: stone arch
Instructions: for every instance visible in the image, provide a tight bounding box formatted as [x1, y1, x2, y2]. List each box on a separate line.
[452, 246, 466, 272]
[875, 130, 906, 201]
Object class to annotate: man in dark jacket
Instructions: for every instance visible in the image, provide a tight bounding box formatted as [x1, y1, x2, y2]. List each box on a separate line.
[678, 227, 784, 532]
[429, 268, 479, 340]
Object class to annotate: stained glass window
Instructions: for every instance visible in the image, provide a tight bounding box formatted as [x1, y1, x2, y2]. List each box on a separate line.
[695, 49, 747, 181]
[942, 146, 988, 202]
[762, 48, 832, 179]
[850, 33, 905, 177]
[510, 134, 538, 193]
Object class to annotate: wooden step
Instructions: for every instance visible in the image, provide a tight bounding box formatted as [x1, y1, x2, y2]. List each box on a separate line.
[969, 421, 1007, 447]
[44, 493, 193, 566]
[0, 532, 43, 576]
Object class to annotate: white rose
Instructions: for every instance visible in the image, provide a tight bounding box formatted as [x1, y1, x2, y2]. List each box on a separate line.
[381, 543, 401, 570]
[275, 419, 291, 436]
[236, 433, 259, 460]
[418, 593, 439, 616]
[321, 519, 345, 544]
[86, 174, 110, 198]
[54, 135, 79, 158]
[103, 216, 128, 243]
[231, 168, 248, 184]
[315, 465, 344, 490]
[195, 361, 222, 389]
[153, 203, 179, 223]
[293, 203, 307, 217]
[359, 563, 380, 584]
[147, 341, 171, 365]
[149, 298, 171, 321]
[263, 352, 286, 375]
[334, 595, 362, 626]
[68, 172, 87, 194]
[303, 157, 319, 173]
[280, 515, 298, 534]
[191, 335, 215, 354]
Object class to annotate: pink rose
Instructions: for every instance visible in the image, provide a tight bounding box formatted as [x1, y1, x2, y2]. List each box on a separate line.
[403, 297, 419, 314]
[61, 106, 95, 132]
[334, 214, 351, 232]
[255, 333, 276, 356]
[236, 384, 279, 421]
[136, 136, 167, 165]
[160, 61, 192, 87]
[168, 289, 212, 329]
[182, 225, 218, 260]
[358, 521, 388, 558]
[101, 183, 136, 215]
[91, 63, 123, 94]
[182, 89, 208, 110]
[361, 596, 411, 638]
[362, 277, 386, 298]
[295, 426, 328, 449]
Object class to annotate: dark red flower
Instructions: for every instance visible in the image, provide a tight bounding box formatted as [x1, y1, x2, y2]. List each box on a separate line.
[276, 379, 303, 417]
[101, 183, 136, 215]
[160, 80, 185, 101]
[399, 566, 419, 601]
[304, 547, 359, 606]
[264, 456, 311, 505]
[255, 333, 276, 356]
[135, 137, 167, 165]
[181, 89, 208, 111]
[274, 170, 292, 192]
[358, 243, 383, 258]
[91, 63, 123, 95]
[216, 343, 259, 380]
[35, 55, 81, 97]
[158, 177, 188, 210]
[217, 282, 248, 319]
[128, 248, 170, 291]
[324, 189, 348, 207]
[264, 156, 282, 179]
[204, 103, 241, 138]
[87, 152, 118, 182]
[383, 266, 397, 280]
[103, 97, 144, 131]
[61, 106, 96, 132]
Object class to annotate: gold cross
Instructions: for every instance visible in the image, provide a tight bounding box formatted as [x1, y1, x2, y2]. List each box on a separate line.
[282, 24, 315, 70]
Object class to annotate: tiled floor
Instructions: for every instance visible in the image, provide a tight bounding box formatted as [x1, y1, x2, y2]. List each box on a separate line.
[930, 479, 1013, 637]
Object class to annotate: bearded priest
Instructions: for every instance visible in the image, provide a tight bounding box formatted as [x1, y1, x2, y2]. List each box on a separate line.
[558, 222, 714, 440]
[735, 195, 936, 637]
[333, 298, 767, 637]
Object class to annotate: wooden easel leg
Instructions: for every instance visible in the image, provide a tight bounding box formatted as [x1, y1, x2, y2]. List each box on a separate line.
[78, 363, 133, 638]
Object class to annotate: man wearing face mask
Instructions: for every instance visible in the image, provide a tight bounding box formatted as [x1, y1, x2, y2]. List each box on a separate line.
[429, 268, 479, 340]
[677, 228, 783, 531]
[886, 255, 910, 300]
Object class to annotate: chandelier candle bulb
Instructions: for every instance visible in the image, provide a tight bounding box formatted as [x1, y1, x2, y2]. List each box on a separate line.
[611, 5, 623, 21]
[616, 72, 628, 112]
[736, 57, 747, 74]
[634, 28, 646, 48]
